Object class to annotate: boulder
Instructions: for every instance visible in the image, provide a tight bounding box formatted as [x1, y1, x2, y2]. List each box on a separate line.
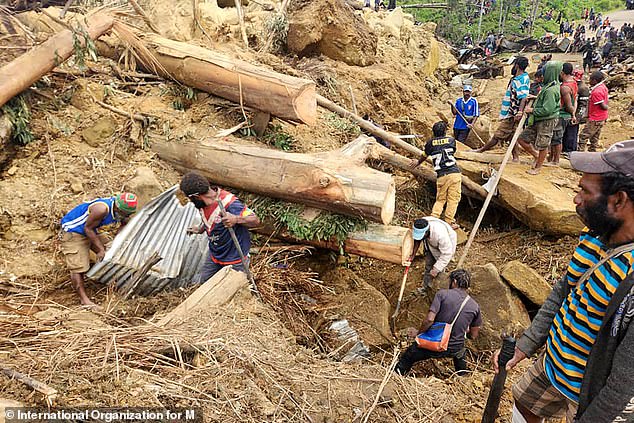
[501, 260, 552, 306]
[287, 0, 377, 66]
[124, 167, 163, 210]
[469, 263, 530, 350]
[458, 160, 584, 236]
[198, 1, 239, 28]
[466, 114, 492, 148]
[322, 268, 392, 347]
[81, 117, 116, 148]
[139, 0, 195, 41]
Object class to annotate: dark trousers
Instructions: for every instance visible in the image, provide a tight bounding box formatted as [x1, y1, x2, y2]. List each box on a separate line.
[453, 128, 470, 143]
[395, 343, 468, 375]
[562, 123, 579, 153]
[423, 251, 436, 288]
[193, 255, 245, 284]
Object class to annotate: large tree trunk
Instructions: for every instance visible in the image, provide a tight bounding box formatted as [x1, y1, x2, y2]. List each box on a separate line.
[152, 136, 395, 224]
[114, 33, 316, 124]
[257, 224, 413, 265]
[0, 13, 114, 108]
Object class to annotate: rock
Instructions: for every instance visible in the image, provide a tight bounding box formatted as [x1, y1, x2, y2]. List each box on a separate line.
[501, 260, 552, 306]
[6, 166, 17, 176]
[124, 167, 162, 210]
[70, 79, 105, 111]
[139, 0, 195, 41]
[0, 399, 23, 423]
[322, 268, 392, 347]
[467, 114, 492, 148]
[199, 1, 239, 27]
[456, 228, 468, 245]
[287, 0, 377, 66]
[469, 263, 530, 350]
[81, 117, 116, 148]
[459, 161, 584, 236]
[70, 181, 83, 194]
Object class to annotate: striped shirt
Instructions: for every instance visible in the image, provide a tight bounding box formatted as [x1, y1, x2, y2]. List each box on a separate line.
[544, 228, 634, 402]
[499, 72, 530, 120]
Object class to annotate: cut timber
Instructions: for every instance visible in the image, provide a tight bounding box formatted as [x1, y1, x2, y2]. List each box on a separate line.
[118, 33, 316, 124]
[0, 365, 58, 404]
[158, 267, 248, 327]
[152, 135, 396, 224]
[257, 224, 413, 265]
[0, 13, 114, 108]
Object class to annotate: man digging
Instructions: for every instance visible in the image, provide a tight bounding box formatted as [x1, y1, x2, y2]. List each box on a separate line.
[60, 192, 138, 308]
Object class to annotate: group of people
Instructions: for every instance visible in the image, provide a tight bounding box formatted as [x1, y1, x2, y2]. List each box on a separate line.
[472, 56, 609, 174]
[59, 172, 261, 308]
[397, 139, 634, 422]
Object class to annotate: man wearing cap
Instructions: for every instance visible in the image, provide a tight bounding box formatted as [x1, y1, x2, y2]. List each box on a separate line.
[494, 141, 634, 422]
[180, 172, 260, 283]
[578, 71, 609, 152]
[406, 217, 458, 290]
[60, 192, 138, 307]
[451, 85, 479, 145]
[474, 56, 530, 155]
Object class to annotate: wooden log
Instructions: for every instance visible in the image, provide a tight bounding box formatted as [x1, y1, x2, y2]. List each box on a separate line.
[0, 13, 114, 108]
[257, 223, 413, 265]
[0, 365, 58, 403]
[118, 33, 316, 124]
[152, 136, 396, 224]
[316, 94, 423, 157]
[158, 267, 248, 327]
[401, 3, 448, 8]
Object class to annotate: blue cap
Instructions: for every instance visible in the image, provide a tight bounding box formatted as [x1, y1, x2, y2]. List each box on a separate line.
[463, 85, 473, 91]
[412, 218, 429, 241]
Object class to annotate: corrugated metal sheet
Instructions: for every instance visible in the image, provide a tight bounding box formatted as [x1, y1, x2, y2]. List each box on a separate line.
[87, 186, 208, 296]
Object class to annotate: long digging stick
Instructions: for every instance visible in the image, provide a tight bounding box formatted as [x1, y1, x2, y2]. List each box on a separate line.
[457, 107, 531, 268]
[446, 100, 484, 145]
[216, 194, 261, 299]
[391, 265, 411, 320]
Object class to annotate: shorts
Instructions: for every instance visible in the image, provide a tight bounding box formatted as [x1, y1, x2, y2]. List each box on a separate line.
[512, 355, 578, 422]
[453, 128, 470, 143]
[519, 118, 558, 151]
[551, 117, 571, 146]
[60, 231, 110, 274]
[492, 118, 517, 144]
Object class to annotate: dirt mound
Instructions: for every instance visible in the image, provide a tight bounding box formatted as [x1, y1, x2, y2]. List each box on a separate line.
[287, 0, 377, 66]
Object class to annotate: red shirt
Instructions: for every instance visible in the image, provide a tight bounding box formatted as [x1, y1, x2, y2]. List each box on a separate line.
[588, 82, 609, 122]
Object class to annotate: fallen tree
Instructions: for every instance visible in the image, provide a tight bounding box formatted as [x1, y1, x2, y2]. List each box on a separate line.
[257, 223, 413, 265]
[152, 136, 396, 224]
[0, 12, 114, 108]
[104, 32, 317, 124]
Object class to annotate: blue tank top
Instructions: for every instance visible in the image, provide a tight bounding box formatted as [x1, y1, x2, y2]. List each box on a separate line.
[60, 197, 117, 236]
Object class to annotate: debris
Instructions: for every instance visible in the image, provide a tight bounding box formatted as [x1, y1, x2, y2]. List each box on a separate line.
[287, 0, 377, 66]
[328, 320, 371, 362]
[500, 260, 551, 306]
[152, 135, 396, 224]
[124, 167, 163, 209]
[158, 267, 248, 327]
[0, 365, 57, 405]
[81, 116, 116, 147]
[0, 13, 114, 109]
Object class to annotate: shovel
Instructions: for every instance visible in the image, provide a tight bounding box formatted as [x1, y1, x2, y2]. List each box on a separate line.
[391, 265, 411, 320]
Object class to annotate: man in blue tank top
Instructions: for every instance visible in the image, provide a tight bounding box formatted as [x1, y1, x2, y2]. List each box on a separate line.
[60, 193, 138, 307]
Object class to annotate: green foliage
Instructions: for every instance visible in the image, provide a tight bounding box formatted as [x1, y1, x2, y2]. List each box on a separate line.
[263, 124, 295, 151]
[71, 25, 98, 70]
[2, 95, 34, 145]
[160, 85, 196, 110]
[325, 113, 361, 139]
[264, 14, 289, 53]
[404, 0, 623, 44]
[248, 196, 368, 246]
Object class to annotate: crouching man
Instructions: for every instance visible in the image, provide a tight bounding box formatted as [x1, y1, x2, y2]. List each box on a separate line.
[180, 172, 260, 283]
[395, 269, 481, 376]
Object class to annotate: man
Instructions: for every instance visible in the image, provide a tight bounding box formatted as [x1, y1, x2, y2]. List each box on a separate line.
[411, 122, 462, 229]
[563, 69, 588, 154]
[495, 140, 634, 422]
[395, 269, 481, 376]
[451, 85, 480, 144]
[548, 62, 577, 165]
[180, 172, 260, 283]
[485, 32, 496, 56]
[529, 69, 544, 96]
[60, 193, 138, 307]
[578, 71, 608, 152]
[474, 56, 530, 155]
[405, 217, 457, 290]
[602, 39, 613, 61]
[581, 40, 594, 73]
[516, 61, 561, 175]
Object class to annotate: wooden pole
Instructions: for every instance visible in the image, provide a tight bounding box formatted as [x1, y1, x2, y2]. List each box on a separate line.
[477, 0, 485, 42]
[235, 0, 249, 48]
[457, 109, 530, 268]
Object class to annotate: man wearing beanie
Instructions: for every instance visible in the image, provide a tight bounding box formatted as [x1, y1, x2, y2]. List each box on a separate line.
[60, 192, 138, 307]
[407, 217, 458, 290]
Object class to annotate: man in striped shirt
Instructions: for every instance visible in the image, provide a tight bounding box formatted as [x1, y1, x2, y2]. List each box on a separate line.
[494, 140, 634, 422]
[474, 56, 530, 155]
